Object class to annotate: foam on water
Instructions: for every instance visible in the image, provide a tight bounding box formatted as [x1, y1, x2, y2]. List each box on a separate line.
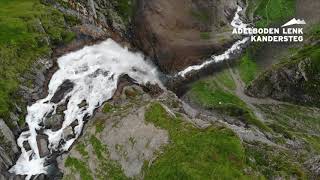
[10, 39, 162, 179]
[10, 5, 249, 179]
[178, 5, 249, 77]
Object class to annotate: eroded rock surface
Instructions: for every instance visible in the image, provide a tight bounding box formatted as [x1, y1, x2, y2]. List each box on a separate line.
[134, 0, 242, 73]
[246, 50, 320, 107]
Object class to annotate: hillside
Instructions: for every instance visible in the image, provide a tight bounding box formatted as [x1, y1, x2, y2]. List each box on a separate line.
[0, 0, 319, 179]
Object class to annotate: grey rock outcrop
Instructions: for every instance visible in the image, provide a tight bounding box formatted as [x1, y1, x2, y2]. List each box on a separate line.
[246, 56, 320, 107]
[0, 119, 19, 177]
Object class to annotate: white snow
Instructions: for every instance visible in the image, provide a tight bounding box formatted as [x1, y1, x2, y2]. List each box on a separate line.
[178, 5, 249, 77]
[10, 39, 162, 179]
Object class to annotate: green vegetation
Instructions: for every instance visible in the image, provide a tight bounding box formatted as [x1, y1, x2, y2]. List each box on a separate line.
[259, 104, 320, 141]
[200, 32, 211, 40]
[144, 102, 253, 179]
[76, 143, 89, 158]
[95, 120, 105, 134]
[102, 102, 116, 113]
[214, 69, 236, 90]
[245, 143, 306, 179]
[253, 39, 320, 107]
[90, 135, 106, 159]
[66, 135, 127, 179]
[0, 0, 76, 126]
[238, 51, 259, 85]
[187, 79, 269, 131]
[248, 0, 295, 27]
[65, 157, 94, 180]
[113, 0, 136, 23]
[258, 103, 320, 172]
[63, 14, 81, 26]
[90, 135, 127, 180]
[191, 9, 210, 24]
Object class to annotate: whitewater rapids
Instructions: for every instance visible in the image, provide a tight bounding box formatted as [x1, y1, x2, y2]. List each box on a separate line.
[10, 5, 249, 179]
[178, 5, 249, 77]
[9, 39, 162, 179]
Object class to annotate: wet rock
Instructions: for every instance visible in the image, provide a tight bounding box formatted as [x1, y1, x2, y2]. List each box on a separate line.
[44, 114, 63, 131]
[37, 135, 50, 158]
[63, 127, 75, 141]
[142, 83, 164, 97]
[56, 103, 68, 114]
[70, 120, 79, 129]
[23, 141, 32, 152]
[77, 100, 88, 108]
[51, 80, 74, 103]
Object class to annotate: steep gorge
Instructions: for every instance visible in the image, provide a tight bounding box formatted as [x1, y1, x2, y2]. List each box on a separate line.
[1, 0, 320, 179]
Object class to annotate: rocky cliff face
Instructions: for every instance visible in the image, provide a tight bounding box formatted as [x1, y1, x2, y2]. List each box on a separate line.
[57, 0, 244, 74]
[246, 40, 320, 107]
[59, 0, 135, 38]
[0, 119, 19, 178]
[133, 0, 242, 73]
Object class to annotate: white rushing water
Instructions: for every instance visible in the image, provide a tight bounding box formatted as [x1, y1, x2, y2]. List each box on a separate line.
[178, 5, 249, 77]
[10, 5, 249, 179]
[10, 39, 162, 179]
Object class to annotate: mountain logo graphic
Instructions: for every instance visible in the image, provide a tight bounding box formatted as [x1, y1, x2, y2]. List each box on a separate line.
[282, 18, 306, 27]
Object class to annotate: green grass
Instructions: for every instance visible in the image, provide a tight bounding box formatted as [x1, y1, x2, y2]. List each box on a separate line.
[259, 104, 320, 137]
[238, 51, 259, 85]
[191, 9, 210, 24]
[252, 39, 320, 107]
[113, 0, 135, 24]
[248, 0, 295, 27]
[65, 157, 94, 180]
[95, 120, 105, 134]
[0, 0, 76, 126]
[65, 134, 128, 179]
[187, 80, 269, 131]
[90, 135, 106, 159]
[143, 102, 253, 179]
[89, 135, 127, 180]
[245, 143, 306, 179]
[102, 102, 115, 113]
[214, 69, 236, 90]
[76, 143, 89, 158]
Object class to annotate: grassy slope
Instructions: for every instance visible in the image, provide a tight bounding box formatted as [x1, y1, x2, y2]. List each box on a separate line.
[186, 77, 269, 131]
[238, 0, 296, 85]
[0, 0, 76, 126]
[248, 34, 320, 107]
[143, 102, 253, 179]
[238, 50, 260, 85]
[250, 0, 295, 27]
[143, 103, 306, 179]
